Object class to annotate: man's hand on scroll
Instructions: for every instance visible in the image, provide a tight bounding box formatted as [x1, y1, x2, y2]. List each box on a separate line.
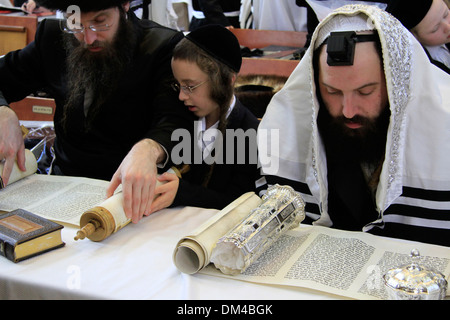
[0, 106, 26, 186]
[106, 139, 165, 224]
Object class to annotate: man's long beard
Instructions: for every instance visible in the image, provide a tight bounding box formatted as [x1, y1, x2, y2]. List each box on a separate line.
[61, 13, 136, 132]
[317, 103, 391, 164]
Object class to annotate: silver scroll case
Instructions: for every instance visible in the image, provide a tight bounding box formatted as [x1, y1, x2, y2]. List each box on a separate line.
[211, 184, 306, 275]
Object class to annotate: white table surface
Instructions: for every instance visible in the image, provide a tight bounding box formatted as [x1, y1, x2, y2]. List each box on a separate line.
[0, 206, 339, 300]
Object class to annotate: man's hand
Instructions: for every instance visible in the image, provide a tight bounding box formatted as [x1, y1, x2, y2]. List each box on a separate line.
[106, 139, 165, 224]
[0, 106, 26, 186]
[21, 0, 53, 14]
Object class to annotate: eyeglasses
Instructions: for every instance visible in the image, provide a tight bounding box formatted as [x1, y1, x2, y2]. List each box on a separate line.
[171, 80, 208, 95]
[60, 18, 114, 34]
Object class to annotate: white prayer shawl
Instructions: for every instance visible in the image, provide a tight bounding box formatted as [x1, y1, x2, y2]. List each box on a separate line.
[258, 5, 450, 242]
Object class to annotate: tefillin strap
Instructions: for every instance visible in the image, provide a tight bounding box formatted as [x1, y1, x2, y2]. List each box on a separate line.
[325, 31, 379, 66]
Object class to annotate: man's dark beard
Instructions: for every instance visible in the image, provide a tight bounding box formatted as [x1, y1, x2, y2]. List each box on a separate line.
[61, 12, 136, 132]
[317, 102, 391, 164]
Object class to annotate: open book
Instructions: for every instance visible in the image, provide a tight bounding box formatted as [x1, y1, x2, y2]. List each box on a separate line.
[0, 0, 23, 12]
[174, 192, 450, 300]
[0, 0, 54, 16]
[0, 149, 174, 229]
[0, 150, 112, 226]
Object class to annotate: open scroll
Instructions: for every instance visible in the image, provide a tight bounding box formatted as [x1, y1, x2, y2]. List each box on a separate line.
[173, 185, 306, 275]
[173, 192, 262, 274]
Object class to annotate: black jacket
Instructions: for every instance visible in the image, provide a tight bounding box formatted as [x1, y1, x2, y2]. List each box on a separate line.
[0, 14, 193, 181]
[190, 0, 241, 30]
[172, 100, 259, 209]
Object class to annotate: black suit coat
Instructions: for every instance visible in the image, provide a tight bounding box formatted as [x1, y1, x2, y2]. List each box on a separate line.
[190, 0, 241, 30]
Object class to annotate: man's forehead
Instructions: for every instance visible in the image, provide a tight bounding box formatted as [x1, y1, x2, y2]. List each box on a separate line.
[318, 42, 385, 87]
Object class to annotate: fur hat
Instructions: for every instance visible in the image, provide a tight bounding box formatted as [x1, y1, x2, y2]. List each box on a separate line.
[186, 25, 242, 73]
[386, 0, 433, 29]
[35, 0, 129, 12]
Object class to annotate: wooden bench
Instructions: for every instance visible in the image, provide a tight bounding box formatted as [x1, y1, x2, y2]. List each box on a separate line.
[0, 12, 55, 121]
[0, 14, 38, 55]
[0, 24, 27, 55]
[230, 29, 307, 116]
[230, 28, 306, 77]
[239, 58, 300, 77]
[9, 96, 55, 121]
[230, 28, 307, 49]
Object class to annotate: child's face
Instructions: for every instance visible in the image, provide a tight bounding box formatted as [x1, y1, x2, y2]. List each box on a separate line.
[413, 0, 450, 46]
[171, 58, 220, 128]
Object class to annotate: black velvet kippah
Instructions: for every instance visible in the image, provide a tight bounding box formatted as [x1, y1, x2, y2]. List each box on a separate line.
[36, 0, 128, 12]
[386, 0, 433, 29]
[186, 25, 242, 73]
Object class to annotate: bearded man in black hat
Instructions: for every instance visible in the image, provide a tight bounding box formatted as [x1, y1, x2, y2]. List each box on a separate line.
[0, 0, 194, 224]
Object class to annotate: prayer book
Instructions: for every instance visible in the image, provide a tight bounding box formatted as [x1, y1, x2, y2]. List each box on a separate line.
[0, 208, 64, 263]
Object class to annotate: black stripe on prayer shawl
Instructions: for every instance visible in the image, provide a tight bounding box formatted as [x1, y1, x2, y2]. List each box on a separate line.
[369, 222, 450, 247]
[379, 195, 450, 246]
[384, 204, 450, 221]
[261, 175, 313, 196]
[401, 186, 450, 202]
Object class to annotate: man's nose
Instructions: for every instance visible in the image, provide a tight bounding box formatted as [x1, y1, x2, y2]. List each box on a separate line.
[83, 28, 98, 45]
[342, 94, 358, 119]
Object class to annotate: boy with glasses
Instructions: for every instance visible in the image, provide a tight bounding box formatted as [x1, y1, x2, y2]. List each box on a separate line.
[150, 25, 259, 212]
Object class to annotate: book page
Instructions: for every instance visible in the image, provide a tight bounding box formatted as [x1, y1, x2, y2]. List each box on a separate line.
[200, 225, 450, 300]
[0, 174, 111, 226]
[0, 0, 22, 11]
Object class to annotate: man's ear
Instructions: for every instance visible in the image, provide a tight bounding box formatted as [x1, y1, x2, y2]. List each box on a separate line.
[231, 73, 237, 86]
